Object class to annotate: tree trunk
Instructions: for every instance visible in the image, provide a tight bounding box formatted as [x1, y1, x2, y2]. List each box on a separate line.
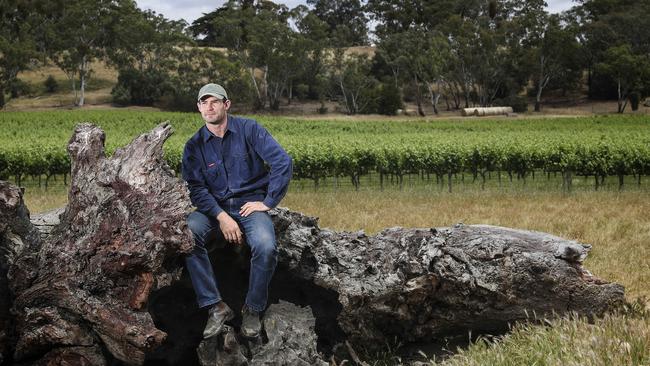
[414, 75, 425, 117]
[0, 124, 626, 365]
[78, 56, 87, 107]
[617, 79, 624, 113]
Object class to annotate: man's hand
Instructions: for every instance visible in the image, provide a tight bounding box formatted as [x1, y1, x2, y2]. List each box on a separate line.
[239, 201, 270, 217]
[216, 212, 243, 245]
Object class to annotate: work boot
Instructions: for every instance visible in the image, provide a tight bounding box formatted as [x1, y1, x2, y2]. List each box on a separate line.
[203, 301, 234, 339]
[240, 305, 261, 338]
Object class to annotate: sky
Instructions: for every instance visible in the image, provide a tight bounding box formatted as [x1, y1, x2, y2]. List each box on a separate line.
[135, 0, 576, 26]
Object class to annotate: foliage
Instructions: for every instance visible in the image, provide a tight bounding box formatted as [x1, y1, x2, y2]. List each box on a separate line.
[44, 75, 59, 93]
[596, 44, 650, 113]
[39, 0, 140, 106]
[327, 51, 378, 115]
[0, 0, 40, 108]
[377, 83, 403, 115]
[306, 0, 368, 46]
[1, 112, 649, 192]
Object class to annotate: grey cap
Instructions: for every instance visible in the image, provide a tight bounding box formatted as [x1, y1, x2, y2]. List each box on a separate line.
[197, 83, 228, 101]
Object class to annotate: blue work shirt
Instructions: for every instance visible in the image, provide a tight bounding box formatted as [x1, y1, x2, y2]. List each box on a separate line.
[181, 115, 292, 218]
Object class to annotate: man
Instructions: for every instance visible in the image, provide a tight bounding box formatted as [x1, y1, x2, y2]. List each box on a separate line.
[182, 83, 292, 339]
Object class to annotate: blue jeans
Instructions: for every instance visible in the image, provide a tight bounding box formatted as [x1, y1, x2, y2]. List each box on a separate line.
[185, 199, 278, 312]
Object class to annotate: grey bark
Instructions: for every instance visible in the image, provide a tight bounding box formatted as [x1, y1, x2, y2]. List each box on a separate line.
[269, 211, 625, 347]
[0, 123, 625, 365]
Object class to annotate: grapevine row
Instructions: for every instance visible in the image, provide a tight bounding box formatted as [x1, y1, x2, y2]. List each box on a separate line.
[2, 138, 648, 190]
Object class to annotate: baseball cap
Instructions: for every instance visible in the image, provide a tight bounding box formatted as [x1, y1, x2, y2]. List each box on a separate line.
[197, 83, 228, 101]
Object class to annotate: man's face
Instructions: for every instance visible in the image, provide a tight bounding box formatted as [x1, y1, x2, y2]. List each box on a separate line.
[198, 96, 230, 125]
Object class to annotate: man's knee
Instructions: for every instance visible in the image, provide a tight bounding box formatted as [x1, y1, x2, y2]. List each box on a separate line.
[248, 230, 277, 267]
[187, 211, 212, 245]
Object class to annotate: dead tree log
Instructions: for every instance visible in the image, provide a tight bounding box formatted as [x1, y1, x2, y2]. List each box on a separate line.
[270, 211, 625, 347]
[1, 123, 625, 365]
[5, 123, 194, 365]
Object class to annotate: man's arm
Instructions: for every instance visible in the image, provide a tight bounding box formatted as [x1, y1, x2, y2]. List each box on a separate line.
[239, 122, 292, 217]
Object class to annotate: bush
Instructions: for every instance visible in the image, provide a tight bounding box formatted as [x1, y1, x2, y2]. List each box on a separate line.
[10, 79, 33, 98]
[112, 68, 172, 106]
[494, 95, 528, 113]
[110, 84, 131, 106]
[377, 83, 402, 115]
[44, 75, 59, 93]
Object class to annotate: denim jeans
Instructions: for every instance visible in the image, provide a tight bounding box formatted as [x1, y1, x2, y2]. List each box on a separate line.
[185, 198, 278, 312]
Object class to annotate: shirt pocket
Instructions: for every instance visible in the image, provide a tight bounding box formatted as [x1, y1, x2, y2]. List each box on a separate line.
[231, 151, 254, 181]
[202, 165, 219, 188]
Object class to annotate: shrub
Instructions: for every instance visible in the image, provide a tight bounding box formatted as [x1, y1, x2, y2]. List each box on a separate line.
[112, 68, 172, 106]
[44, 75, 59, 93]
[10, 79, 33, 98]
[377, 83, 403, 115]
[110, 84, 131, 106]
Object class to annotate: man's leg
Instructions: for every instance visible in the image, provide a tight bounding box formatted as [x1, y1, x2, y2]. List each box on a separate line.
[237, 211, 278, 312]
[235, 210, 277, 337]
[185, 211, 222, 308]
[186, 211, 234, 338]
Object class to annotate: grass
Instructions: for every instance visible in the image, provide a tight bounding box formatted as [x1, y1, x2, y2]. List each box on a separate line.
[435, 310, 650, 366]
[19, 179, 650, 365]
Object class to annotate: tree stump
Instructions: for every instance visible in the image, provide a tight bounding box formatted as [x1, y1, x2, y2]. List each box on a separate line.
[0, 123, 625, 365]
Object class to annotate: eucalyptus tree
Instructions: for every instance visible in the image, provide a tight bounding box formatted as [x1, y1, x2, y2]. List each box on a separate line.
[327, 49, 377, 114]
[521, 12, 582, 111]
[596, 45, 649, 113]
[0, 0, 41, 108]
[40, 0, 137, 107]
[189, 0, 306, 110]
[306, 0, 368, 46]
[573, 0, 650, 100]
[107, 8, 191, 106]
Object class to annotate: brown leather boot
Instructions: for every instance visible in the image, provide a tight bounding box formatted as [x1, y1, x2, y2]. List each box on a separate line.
[203, 301, 234, 339]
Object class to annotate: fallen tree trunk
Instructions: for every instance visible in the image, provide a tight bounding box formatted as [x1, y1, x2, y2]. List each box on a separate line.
[1, 123, 625, 365]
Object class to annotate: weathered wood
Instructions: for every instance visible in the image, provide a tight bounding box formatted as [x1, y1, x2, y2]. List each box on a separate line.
[1, 181, 41, 365]
[6, 123, 194, 365]
[269, 210, 625, 347]
[1, 122, 625, 365]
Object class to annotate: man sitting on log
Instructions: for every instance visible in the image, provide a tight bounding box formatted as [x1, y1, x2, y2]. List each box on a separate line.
[181, 83, 292, 339]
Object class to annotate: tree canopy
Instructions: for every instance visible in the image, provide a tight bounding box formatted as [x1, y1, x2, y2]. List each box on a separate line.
[2, 0, 648, 114]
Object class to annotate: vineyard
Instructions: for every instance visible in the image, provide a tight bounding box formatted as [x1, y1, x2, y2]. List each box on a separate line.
[1, 110, 649, 191]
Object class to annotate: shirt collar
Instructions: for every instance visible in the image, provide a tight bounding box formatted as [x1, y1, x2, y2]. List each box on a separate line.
[200, 115, 237, 142]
